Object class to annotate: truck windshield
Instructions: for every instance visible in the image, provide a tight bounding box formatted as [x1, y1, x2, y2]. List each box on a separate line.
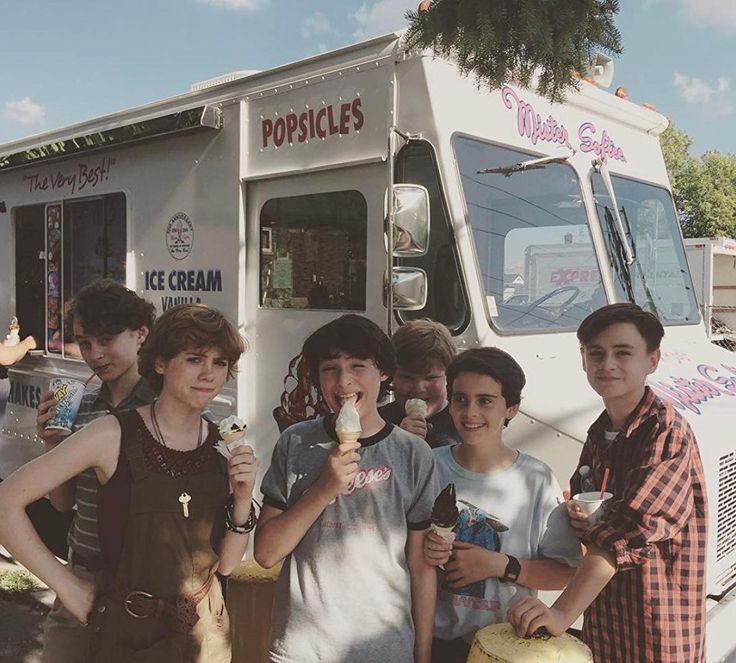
[591, 173, 699, 323]
[454, 135, 605, 332]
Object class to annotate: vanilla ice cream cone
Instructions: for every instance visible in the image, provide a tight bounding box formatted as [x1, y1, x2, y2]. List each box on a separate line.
[405, 398, 428, 419]
[335, 400, 361, 444]
[337, 431, 361, 446]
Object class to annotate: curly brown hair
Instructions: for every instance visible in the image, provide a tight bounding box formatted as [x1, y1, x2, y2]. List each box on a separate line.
[138, 304, 245, 391]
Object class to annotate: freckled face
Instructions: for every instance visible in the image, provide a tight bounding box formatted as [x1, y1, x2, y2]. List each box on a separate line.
[155, 347, 230, 408]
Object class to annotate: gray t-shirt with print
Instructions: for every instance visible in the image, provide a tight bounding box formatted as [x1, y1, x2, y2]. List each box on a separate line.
[433, 445, 582, 642]
[261, 417, 439, 663]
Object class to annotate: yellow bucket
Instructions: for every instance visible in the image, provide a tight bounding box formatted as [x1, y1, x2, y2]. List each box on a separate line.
[466, 623, 593, 663]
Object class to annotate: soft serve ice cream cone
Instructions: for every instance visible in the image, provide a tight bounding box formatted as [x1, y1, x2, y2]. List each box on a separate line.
[404, 398, 428, 419]
[218, 415, 247, 443]
[431, 483, 459, 543]
[215, 415, 248, 460]
[335, 399, 361, 444]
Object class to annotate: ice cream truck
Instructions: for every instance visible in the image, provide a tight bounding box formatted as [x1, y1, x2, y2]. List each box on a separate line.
[1, 31, 736, 658]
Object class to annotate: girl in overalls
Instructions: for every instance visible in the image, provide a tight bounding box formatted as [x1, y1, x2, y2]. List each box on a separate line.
[0, 304, 258, 662]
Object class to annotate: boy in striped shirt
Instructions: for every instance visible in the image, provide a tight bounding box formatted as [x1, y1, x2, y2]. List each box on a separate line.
[35, 280, 156, 663]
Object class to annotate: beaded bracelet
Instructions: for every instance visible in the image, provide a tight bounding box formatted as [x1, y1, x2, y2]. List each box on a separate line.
[225, 495, 257, 534]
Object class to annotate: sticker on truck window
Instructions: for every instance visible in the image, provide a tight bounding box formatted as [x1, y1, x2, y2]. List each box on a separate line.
[486, 295, 498, 317]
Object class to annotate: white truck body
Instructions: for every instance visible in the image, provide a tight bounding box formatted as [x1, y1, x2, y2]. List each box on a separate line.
[1, 32, 735, 660]
[686, 236, 736, 351]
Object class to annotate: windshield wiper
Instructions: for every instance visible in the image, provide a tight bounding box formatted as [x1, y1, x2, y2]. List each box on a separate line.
[593, 159, 635, 265]
[477, 149, 575, 176]
[620, 205, 660, 315]
[604, 206, 636, 303]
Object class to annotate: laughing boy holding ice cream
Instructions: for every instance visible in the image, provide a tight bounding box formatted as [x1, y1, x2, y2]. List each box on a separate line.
[255, 314, 438, 663]
[508, 303, 708, 663]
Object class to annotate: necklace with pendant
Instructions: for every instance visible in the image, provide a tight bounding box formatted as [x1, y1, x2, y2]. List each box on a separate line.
[150, 400, 203, 519]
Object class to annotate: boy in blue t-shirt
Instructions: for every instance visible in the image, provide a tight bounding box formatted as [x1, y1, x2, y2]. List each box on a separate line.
[256, 315, 438, 663]
[424, 348, 581, 662]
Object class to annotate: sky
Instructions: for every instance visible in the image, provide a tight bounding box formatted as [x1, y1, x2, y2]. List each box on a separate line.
[1, 0, 735, 155]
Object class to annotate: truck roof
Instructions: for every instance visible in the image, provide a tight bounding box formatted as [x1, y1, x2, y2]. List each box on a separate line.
[1, 30, 667, 169]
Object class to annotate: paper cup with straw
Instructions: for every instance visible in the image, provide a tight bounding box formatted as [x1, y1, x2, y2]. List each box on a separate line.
[572, 466, 612, 523]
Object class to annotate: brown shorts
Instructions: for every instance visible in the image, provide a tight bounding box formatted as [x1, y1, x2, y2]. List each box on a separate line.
[42, 556, 98, 663]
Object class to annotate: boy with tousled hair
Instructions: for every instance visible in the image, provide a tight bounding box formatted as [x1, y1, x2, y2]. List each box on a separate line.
[379, 318, 460, 448]
[256, 314, 438, 663]
[508, 303, 708, 663]
[425, 347, 580, 662]
[35, 279, 156, 663]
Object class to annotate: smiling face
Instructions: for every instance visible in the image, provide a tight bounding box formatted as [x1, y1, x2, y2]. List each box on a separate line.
[449, 371, 519, 446]
[392, 361, 448, 417]
[73, 319, 147, 387]
[318, 352, 387, 427]
[155, 346, 230, 409]
[581, 322, 660, 405]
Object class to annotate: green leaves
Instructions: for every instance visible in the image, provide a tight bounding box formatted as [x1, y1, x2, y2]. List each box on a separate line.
[404, 0, 622, 102]
[661, 123, 736, 239]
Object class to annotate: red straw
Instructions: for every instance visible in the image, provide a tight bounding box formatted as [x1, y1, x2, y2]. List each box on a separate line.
[83, 373, 96, 387]
[600, 467, 610, 500]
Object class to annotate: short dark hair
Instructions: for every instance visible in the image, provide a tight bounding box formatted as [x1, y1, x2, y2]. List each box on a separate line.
[67, 280, 155, 337]
[392, 319, 455, 373]
[302, 315, 396, 399]
[138, 304, 245, 392]
[446, 347, 526, 409]
[577, 303, 664, 352]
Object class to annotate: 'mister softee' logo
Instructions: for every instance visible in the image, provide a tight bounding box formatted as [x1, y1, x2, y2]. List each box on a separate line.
[501, 86, 626, 163]
[650, 363, 736, 415]
[166, 212, 194, 261]
[261, 97, 364, 149]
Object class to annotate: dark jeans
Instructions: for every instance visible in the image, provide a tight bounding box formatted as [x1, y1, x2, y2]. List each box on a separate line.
[431, 636, 471, 663]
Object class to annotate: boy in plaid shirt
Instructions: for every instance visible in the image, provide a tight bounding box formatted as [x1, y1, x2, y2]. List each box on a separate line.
[508, 303, 707, 663]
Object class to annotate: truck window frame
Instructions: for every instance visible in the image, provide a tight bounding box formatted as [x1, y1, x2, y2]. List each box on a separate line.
[394, 140, 470, 334]
[452, 132, 603, 336]
[588, 169, 699, 327]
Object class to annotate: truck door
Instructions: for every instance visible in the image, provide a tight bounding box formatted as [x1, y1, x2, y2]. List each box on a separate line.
[243, 163, 388, 452]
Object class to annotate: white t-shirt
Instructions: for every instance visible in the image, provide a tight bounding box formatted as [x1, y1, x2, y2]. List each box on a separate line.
[433, 445, 582, 642]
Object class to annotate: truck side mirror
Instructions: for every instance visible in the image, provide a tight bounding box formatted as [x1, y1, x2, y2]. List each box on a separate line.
[390, 184, 430, 257]
[384, 267, 428, 310]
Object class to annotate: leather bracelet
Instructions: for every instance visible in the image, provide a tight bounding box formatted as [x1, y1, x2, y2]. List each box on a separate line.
[225, 495, 257, 534]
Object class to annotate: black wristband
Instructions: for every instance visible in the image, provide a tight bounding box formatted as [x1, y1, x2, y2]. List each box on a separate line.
[500, 554, 521, 583]
[225, 495, 257, 534]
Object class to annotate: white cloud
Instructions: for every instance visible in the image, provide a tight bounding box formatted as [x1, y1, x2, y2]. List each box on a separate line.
[680, 0, 736, 33]
[197, 0, 266, 10]
[353, 0, 414, 40]
[302, 13, 332, 39]
[673, 72, 733, 116]
[4, 97, 45, 127]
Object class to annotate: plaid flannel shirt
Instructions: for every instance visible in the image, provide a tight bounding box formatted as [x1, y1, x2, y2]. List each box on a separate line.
[571, 387, 708, 663]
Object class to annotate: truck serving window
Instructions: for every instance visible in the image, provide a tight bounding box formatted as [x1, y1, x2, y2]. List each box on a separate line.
[259, 190, 367, 311]
[14, 193, 126, 355]
[591, 174, 698, 324]
[454, 135, 603, 333]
